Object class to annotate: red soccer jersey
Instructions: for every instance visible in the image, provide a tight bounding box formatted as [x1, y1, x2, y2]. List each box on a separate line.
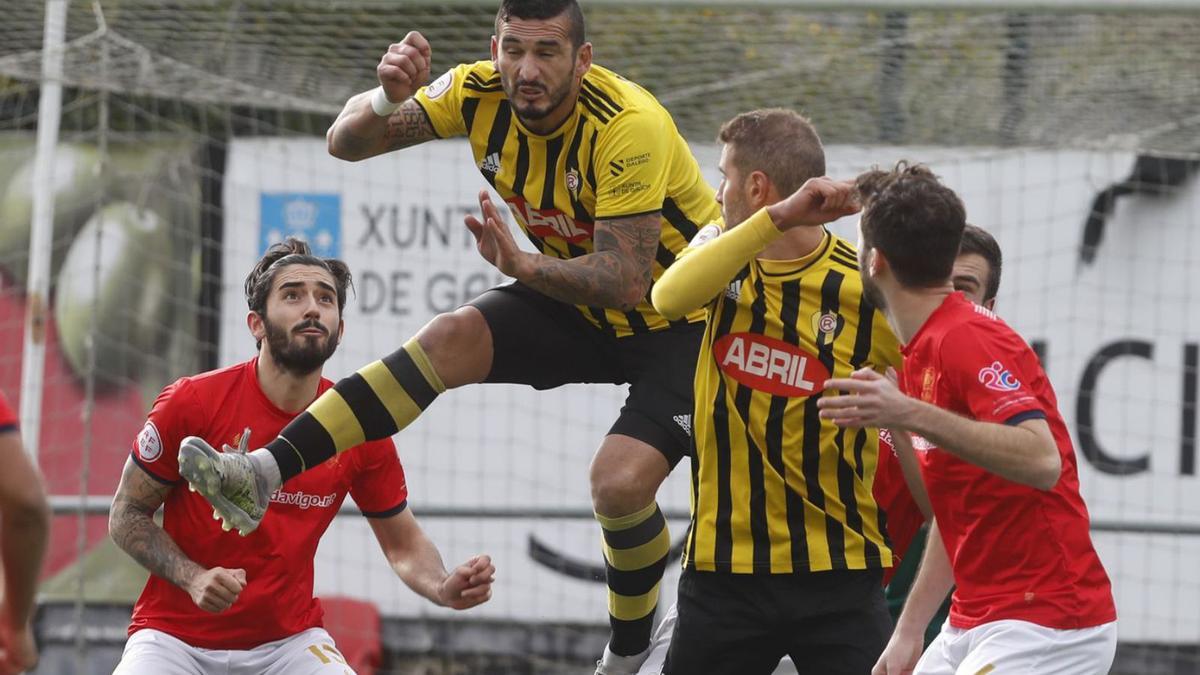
[873, 429, 925, 586]
[0, 390, 15, 432]
[127, 359, 408, 649]
[899, 292, 1115, 631]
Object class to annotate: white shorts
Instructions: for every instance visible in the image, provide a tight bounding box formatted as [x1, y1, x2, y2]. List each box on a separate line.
[113, 627, 356, 675]
[915, 619, 1117, 675]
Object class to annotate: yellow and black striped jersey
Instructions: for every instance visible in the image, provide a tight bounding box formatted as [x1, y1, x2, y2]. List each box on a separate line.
[684, 230, 902, 574]
[414, 61, 719, 336]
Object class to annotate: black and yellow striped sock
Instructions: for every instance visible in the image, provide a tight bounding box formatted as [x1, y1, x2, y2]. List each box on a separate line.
[266, 338, 445, 481]
[598, 501, 670, 656]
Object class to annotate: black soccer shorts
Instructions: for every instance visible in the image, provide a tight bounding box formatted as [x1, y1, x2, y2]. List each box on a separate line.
[469, 281, 703, 467]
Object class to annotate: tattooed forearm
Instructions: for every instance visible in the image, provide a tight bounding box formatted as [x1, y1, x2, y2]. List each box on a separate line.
[523, 213, 661, 310]
[110, 499, 203, 591]
[384, 102, 437, 151]
[328, 94, 436, 160]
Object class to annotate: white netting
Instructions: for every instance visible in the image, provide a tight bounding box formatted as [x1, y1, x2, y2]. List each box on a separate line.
[1, 2, 1199, 674]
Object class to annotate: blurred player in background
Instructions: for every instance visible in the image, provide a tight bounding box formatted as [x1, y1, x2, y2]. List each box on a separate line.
[180, 1, 721, 671]
[647, 109, 900, 674]
[109, 238, 493, 675]
[873, 224, 1004, 644]
[0, 390, 50, 674]
[814, 164, 1116, 674]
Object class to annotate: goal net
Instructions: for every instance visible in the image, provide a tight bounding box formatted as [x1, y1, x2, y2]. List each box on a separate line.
[1, 1, 1197, 672]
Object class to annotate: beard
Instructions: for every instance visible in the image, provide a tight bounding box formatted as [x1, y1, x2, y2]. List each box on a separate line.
[504, 75, 572, 122]
[861, 271, 888, 310]
[264, 315, 338, 376]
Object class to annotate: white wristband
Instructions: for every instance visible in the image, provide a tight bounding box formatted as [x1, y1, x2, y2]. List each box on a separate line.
[370, 87, 402, 117]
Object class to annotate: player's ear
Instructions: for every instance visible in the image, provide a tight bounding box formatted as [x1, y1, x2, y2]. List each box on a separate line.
[575, 42, 592, 78]
[984, 297, 997, 311]
[867, 247, 887, 277]
[490, 35, 499, 63]
[336, 319, 346, 343]
[748, 171, 773, 207]
[247, 311, 266, 342]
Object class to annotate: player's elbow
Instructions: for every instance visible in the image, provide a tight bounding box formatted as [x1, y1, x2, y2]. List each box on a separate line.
[1030, 448, 1062, 491]
[614, 276, 651, 312]
[326, 126, 369, 162]
[650, 283, 685, 321]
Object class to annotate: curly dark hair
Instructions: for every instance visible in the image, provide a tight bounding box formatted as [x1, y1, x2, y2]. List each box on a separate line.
[244, 237, 353, 349]
[855, 162, 966, 289]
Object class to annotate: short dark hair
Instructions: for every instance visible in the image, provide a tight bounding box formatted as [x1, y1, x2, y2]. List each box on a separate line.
[495, 0, 586, 49]
[244, 237, 353, 348]
[856, 162, 966, 289]
[717, 108, 825, 197]
[958, 224, 1002, 301]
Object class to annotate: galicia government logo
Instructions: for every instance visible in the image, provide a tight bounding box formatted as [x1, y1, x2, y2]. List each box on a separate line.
[260, 192, 341, 258]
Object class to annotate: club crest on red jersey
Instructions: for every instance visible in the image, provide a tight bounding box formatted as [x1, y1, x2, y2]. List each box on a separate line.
[920, 367, 937, 402]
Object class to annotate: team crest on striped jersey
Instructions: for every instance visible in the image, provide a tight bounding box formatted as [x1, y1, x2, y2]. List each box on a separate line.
[565, 168, 581, 200]
[811, 311, 845, 348]
[715, 332, 830, 397]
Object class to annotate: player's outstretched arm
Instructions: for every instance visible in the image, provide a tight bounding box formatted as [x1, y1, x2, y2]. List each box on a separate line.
[0, 428, 48, 674]
[327, 32, 438, 161]
[109, 458, 246, 613]
[651, 210, 779, 319]
[873, 520, 954, 675]
[465, 191, 660, 310]
[820, 368, 1063, 490]
[368, 509, 495, 610]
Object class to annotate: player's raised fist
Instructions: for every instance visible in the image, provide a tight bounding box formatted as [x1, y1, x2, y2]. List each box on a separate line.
[377, 31, 433, 104]
[187, 566, 247, 614]
[768, 177, 861, 231]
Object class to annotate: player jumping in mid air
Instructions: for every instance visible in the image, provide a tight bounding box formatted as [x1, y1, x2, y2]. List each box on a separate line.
[178, 1, 721, 671]
[815, 164, 1116, 674]
[110, 239, 493, 674]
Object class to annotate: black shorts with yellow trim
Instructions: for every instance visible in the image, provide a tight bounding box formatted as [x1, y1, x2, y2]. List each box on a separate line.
[468, 281, 702, 468]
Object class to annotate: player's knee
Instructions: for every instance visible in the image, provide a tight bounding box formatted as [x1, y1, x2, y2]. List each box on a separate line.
[589, 461, 657, 516]
[415, 307, 492, 387]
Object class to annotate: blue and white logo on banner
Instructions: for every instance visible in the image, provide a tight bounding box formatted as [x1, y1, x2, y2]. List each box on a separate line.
[260, 193, 341, 257]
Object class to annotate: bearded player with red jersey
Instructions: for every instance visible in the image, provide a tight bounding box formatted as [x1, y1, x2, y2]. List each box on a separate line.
[108, 238, 494, 674]
[817, 165, 1116, 674]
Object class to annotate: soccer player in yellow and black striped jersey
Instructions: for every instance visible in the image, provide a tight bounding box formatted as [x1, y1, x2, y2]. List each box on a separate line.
[648, 109, 901, 675]
[178, 2, 719, 671]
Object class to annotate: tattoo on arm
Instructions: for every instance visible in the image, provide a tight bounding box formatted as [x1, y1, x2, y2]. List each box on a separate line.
[524, 212, 661, 310]
[109, 460, 203, 591]
[383, 100, 438, 152]
[329, 95, 437, 160]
